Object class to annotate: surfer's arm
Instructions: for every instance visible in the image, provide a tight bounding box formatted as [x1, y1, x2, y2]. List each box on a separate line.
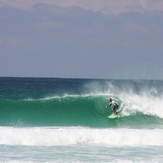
[106, 103, 111, 108]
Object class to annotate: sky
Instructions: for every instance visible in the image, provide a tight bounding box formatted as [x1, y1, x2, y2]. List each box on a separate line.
[0, 0, 163, 79]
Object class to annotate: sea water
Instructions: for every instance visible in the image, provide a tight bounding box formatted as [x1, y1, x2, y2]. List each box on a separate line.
[0, 77, 163, 163]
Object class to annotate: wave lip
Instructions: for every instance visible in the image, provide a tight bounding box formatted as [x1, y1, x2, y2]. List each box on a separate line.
[0, 127, 163, 147]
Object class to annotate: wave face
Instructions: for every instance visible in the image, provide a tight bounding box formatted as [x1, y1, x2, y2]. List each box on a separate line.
[0, 77, 163, 128]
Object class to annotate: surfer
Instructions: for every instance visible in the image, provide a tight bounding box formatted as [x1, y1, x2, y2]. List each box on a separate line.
[106, 98, 119, 115]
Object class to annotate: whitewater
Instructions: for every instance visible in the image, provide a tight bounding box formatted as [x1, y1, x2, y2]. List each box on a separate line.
[0, 77, 163, 163]
[1, 127, 163, 146]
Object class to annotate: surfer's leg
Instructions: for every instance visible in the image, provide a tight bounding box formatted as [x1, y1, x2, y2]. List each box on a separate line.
[112, 107, 116, 115]
[114, 105, 118, 115]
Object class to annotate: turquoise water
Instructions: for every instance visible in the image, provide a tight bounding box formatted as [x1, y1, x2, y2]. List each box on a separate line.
[0, 77, 163, 162]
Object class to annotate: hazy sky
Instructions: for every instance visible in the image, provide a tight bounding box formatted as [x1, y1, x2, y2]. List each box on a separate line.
[0, 0, 163, 79]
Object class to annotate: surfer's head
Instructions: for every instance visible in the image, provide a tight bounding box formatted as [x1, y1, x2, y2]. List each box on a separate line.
[109, 98, 112, 102]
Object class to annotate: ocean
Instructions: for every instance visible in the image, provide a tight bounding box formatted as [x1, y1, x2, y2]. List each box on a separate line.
[0, 77, 163, 163]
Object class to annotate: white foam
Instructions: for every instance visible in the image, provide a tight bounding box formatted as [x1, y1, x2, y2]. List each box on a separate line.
[86, 81, 163, 118]
[0, 160, 161, 163]
[23, 94, 97, 101]
[0, 127, 163, 147]
[118, 89, 163, 118]
[82, 81, 163, 117]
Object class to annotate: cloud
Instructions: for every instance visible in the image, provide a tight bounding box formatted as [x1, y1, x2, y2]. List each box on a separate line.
[0, 0, 163, 15]
[29, 4, 162, 52]
[0, 3, 163, 79]
[1, 3, 163, 51]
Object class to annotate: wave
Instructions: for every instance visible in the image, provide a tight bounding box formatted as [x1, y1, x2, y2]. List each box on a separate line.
[0, 126, 163, 147]
[1, 79, 163, 128]
[1, 93, 163, 128]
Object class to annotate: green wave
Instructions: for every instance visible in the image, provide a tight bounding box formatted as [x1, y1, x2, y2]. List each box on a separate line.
[1, 95, 163, 128]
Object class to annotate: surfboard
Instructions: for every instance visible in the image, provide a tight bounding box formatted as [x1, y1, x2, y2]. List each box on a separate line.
[108, 114, 119, 119]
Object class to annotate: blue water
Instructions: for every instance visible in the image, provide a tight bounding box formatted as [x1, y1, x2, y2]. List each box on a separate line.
[0, 77, 163, 163]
